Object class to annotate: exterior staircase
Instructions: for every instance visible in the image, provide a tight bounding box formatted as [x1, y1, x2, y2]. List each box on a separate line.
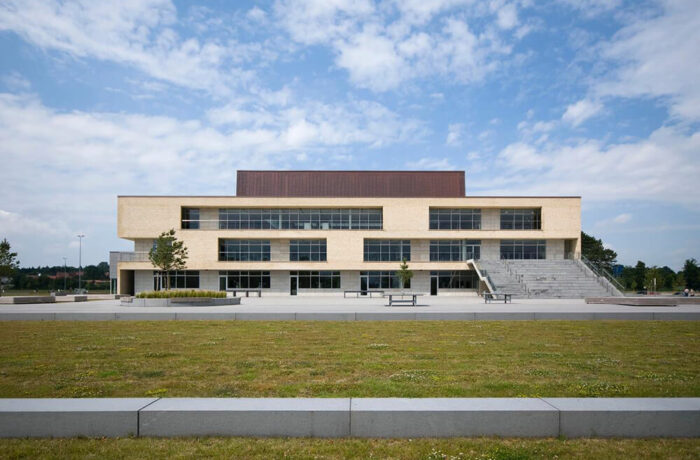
[477, 259, 623, 299]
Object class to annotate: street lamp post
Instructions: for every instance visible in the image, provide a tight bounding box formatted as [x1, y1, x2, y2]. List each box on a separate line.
[62, 257, 67, 291]
[77, 234, 85, 293]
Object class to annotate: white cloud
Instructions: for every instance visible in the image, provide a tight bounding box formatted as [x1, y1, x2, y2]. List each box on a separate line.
[474, 125, 699, 205]
[275, 0, 520, 91]
[557, 0, 622, 17]
[0, 92, 425, 264]
[1, 71, 31, 91]
[595, 0, 700, 121]
[612, 213, 631, 224]
[405, 157, 455, 170]
[0, 0, 249, 95]
[562, 98, 603, 127]
[446, 123, 464, 146]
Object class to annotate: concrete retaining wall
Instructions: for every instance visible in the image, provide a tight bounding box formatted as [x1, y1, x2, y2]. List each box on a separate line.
[120, 297, 241, 307]
[1, 310, 699, 321]
[1, 398, 698, 438]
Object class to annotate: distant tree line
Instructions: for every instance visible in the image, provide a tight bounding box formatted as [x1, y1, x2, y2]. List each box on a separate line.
[10, 262, 110, 291]
[582, 232, 698, 292]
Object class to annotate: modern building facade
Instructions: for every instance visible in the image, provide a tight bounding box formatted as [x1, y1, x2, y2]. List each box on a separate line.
[114, 171, 581, 296]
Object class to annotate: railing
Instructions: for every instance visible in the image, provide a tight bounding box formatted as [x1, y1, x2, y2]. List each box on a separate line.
[112, 251, 150, 262]
[577, 255, 625, 296]
[468, 259, 495, 294]
[181, 220, 384, 231]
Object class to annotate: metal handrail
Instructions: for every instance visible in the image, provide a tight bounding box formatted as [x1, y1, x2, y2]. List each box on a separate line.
[578, 255, 625, 296]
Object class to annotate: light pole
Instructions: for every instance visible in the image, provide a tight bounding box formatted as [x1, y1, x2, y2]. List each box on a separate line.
[62, 257, 67, 291]
[77, 234, 85, 293]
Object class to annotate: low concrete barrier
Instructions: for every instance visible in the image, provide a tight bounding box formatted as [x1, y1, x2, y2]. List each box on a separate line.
[0, 398, 698, 438]
[0, 311, 699, 321]
[11, 296, 55, 304]
[121, 297, 241, 307]
[74, 295, 88, 302]
[0, 398, 156, 438]
[140, 398, 350, 437]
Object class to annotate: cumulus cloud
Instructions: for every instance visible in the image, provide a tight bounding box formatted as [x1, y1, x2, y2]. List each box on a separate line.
[405, 157, 455, 170]
[0, 92, 424, 264]
[562, 98, 603, 127]
[595, 0, 700, 121]
[275, 0, 521, 91]
[613, 213, 631, 224]
[0, 0, 250, 95]
[475, 125, 699, 205]
[446, 123, 464, 146]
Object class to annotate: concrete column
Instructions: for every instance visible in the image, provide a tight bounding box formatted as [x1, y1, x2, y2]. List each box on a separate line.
[481, 240, 500, 260]
[482, 209, 500, 230]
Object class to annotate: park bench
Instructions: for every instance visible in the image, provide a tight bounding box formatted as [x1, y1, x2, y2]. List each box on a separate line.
[484, 292, 512, 304]
[386, 293, 423, 306]
[226, 288, 262, 297]
[343, 290, 385, 298]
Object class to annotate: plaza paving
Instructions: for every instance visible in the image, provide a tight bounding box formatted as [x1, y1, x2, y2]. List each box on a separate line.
[0, 296, 698, 320]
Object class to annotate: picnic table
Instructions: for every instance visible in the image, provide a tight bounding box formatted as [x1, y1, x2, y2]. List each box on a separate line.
[484, 292, 512, 303]
[344, 290, 385, 298]
[386, 293, 424, 306]
[226, 288, 262, 297]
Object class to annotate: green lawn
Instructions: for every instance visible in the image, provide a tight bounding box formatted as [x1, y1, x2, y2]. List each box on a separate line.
[0, 321, 697, 398]
[1, 437, 699, 459]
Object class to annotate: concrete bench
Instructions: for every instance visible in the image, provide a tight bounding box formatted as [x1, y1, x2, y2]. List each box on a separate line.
[74, 295, 88, 302]
[11, 296, 55, 304]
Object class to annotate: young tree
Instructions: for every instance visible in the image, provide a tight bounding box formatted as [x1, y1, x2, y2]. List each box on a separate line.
[0, 238, 20, 295]
[682, 258, 699, 290]
[148, 229, 188, 290]
[581, 232, 617, 272]
[634, 261, 647, 291]
[397, 258, 413, 292]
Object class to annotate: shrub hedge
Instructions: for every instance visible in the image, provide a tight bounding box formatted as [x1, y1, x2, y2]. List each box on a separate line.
[135, 290, 226, 299]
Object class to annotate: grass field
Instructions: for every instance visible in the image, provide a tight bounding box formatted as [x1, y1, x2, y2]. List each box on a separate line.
[0, 321, 697, 398]
[1, 437, 699, 459]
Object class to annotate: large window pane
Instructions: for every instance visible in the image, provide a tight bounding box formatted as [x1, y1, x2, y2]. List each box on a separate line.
[363, 240, 411, 261]
[429, 209, 481, 230]
[430, 240, 481, 261]
[500, 209, 542, 230]
[219, 208, 382, 230]
[219, 239, 271, 261]
[499, 240, 546, 259]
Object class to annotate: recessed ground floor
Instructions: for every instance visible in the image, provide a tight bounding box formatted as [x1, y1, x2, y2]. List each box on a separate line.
[120, 269, 484, 296]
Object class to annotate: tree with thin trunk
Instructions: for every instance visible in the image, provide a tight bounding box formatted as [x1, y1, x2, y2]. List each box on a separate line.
[148, 229, 188, 290]
[397, 258, 413, 293]
[0, 238, 20, 296]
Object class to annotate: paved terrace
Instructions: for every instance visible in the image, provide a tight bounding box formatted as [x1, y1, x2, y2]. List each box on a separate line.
[0, 297, 698, 320]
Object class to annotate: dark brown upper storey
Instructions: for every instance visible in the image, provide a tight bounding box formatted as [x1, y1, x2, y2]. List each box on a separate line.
[236, 170, 466, 198]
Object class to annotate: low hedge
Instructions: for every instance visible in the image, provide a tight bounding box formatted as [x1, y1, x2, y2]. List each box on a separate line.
[135, 290, 227, 299]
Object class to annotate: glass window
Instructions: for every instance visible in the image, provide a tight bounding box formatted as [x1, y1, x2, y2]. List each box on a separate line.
[363, 240, 411, 262]
[500, 209, 542, 230]
[429, 209, 481, 230]
[290, 240, 327, 261]
[429, 240, 481, 261]
[219, 240, 271, 261]
[430, 271, 478, 289]
[181, 208, 200, 229]
[153, 270, 200, 290]
[500, 240, 546, 259]
[218, 271, 271, 289]
[291, 271, 340, 289]
[360, 271, 409, 289]
[219, 208, 382, 230]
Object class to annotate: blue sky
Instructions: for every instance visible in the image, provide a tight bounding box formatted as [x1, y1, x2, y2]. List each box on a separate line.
[0, 0, 698, 270]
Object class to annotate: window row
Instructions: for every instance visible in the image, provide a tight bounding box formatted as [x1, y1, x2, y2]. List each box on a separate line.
[500, 240, 546, 259]
[153, 271, 199, 290]
[431, 271, 479, 289]
[364, 239, 411, 262]
[291, 271, 341, 289]
[218, 208, 382, 230]
[213, 239, 549, 261]
[182, 207, 542, 231]
[500, 209, 541, 230]
[360, 271, 410, 289]
[219, 270, 271, 289]
[429, 240, 481, 261]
